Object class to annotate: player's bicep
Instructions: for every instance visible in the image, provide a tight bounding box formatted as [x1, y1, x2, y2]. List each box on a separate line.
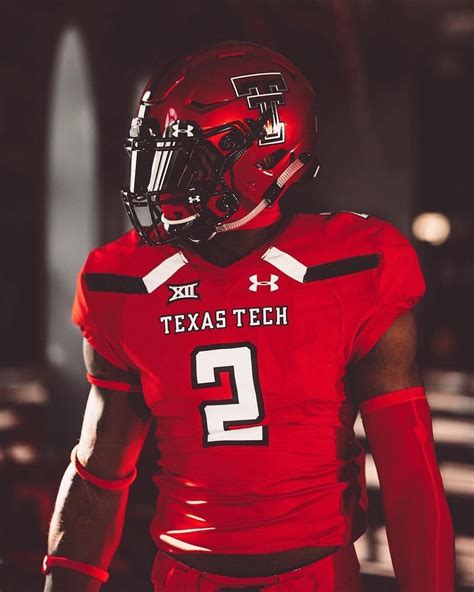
[348, 309, 423, 404]
[82, 338, 142, 393]
[77, 340, 152, 480]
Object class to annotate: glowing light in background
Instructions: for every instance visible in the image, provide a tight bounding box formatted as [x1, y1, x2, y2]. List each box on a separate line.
[7, 443, 38, 464]
[0, 409, 20, 430]
[46, 27, 97, 377]
[412, 212, 451, 245]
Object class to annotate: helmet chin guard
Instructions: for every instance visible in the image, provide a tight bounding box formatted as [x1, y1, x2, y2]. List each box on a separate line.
[122, 41, 318, 245]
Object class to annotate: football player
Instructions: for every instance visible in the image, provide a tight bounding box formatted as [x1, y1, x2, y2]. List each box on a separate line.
[43, 42, 454, 591]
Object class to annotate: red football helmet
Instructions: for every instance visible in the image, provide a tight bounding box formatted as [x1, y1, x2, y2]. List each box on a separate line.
[122, 41, 318, 245]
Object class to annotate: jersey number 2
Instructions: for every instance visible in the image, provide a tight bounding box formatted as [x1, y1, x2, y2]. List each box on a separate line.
[191, 343, 268, 446]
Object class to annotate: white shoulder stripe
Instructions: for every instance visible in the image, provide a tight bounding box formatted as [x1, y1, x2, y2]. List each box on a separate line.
[142, 251, 188, 293]
[261, 246, 307, 283]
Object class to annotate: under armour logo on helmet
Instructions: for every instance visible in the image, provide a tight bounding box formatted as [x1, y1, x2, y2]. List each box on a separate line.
[249, 274, 279, 292]
[231, 72, 288, 146]
[170, 121, 195, 138]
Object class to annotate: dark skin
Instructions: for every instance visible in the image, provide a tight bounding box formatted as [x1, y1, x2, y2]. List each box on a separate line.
[45, 344, 152, 592]
[180, 217, 291, 268]
[45, 222, 423, 589]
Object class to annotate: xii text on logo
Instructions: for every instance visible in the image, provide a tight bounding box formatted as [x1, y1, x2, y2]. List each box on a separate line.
[168, 281, 200, 303]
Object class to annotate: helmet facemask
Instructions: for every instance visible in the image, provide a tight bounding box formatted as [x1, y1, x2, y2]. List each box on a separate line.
[121, 111, 271, 245]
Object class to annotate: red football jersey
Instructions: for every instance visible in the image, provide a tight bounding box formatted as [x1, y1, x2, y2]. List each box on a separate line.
[72, 212, 425, 554]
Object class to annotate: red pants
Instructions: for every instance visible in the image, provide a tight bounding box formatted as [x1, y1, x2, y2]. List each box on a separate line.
[151, 545, 364, 591]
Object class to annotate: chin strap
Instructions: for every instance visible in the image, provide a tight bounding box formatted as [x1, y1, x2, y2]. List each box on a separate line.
[216, 198, 269, 232]
[217, 155, 310, 233]
[275, 156, 307, 188]
[42, 555, 109, 583]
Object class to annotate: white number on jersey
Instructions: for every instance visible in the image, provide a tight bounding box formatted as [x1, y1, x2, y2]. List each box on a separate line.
[191, 343, 268, 446]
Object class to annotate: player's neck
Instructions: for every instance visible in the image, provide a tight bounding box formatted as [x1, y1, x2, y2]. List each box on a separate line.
[181, 216, 290, 268]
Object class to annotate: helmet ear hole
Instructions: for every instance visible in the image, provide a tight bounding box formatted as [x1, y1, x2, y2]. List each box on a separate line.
[219, 130, 245, 151]
[216, 197, 228, 212]
[256, 149, 287, 171]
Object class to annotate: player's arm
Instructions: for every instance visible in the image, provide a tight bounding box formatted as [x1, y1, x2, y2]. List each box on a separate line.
[349, 310, 454, 591]
[44, 340, 152, 592]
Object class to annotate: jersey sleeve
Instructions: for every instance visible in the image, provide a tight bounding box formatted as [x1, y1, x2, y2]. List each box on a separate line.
[72, 256, 140, 383]
[350, 222, 426, 361]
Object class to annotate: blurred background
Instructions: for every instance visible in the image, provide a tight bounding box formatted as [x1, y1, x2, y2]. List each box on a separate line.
[0, 0, 473, 590]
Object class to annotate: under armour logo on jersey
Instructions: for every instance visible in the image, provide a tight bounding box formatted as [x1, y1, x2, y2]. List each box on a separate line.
[188, 195, 201, 204]
[230, 72, 288, 145]
[168, 281, 200, 303]
[249, 274, 279, 292]
[170, 121, 195, 138]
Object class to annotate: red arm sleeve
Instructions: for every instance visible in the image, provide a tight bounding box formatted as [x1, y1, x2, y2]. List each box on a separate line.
[361, 388, 455, 591]
[351, 222, 426, 361]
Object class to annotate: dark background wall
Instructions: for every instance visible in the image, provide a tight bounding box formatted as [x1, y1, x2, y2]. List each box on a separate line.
[0, 1, 473, 590]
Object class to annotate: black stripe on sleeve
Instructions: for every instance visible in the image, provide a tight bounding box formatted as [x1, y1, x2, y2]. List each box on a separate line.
[85, 273, 148, 294]
[303, 253, 380, 283]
